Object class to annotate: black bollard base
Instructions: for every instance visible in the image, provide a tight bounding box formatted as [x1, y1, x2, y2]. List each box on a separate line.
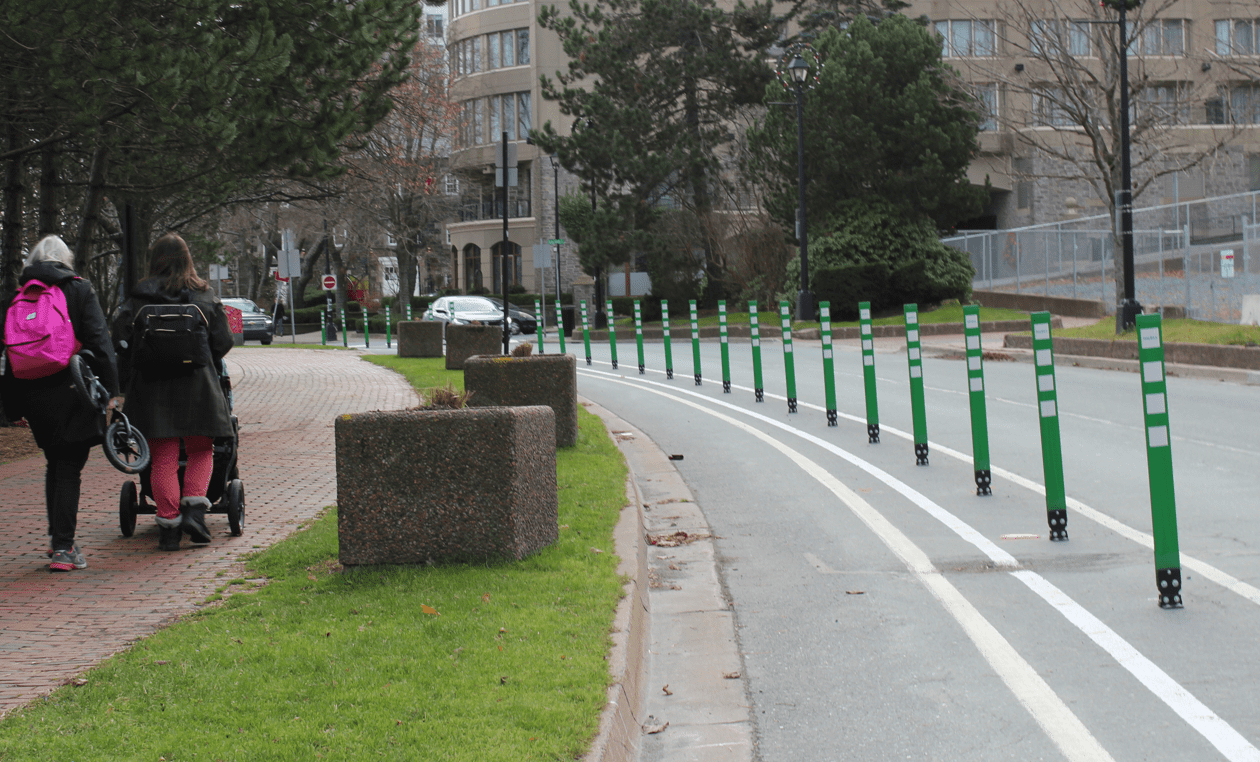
[667, 368, 673, 380]
[868, 424, 880, 444]
[611, 360, 617, 370]
[1047, 509, 1069, 541]
[638, 364, 644, 375]
[1157, 567, 1184, 609]
[694, 374, 701, 386]
[787, 398, 797, 413]
[975, 469, 992, 496]
[915, 442, 929, 466]
[755, 388, 764, 403]
[722, 381, 731, 393]
[827, 410, 837, 427]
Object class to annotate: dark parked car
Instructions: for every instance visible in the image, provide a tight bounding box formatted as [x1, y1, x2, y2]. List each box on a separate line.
[484, 298, 538, 335]
[222, 297, 274, 344]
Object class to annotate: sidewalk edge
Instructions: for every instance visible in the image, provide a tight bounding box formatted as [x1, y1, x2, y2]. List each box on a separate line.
[581, 398, 651, 762]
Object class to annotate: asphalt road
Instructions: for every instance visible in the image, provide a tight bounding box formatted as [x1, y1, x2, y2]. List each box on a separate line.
[576, 335, 1260, 762]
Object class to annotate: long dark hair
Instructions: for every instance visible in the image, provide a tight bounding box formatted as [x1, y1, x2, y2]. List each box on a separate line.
[148, 233, 209, 293]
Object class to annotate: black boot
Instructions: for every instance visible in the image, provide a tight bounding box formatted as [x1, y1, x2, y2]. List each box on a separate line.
[156, 515, 182, 551]
[180, 497, 212, 545]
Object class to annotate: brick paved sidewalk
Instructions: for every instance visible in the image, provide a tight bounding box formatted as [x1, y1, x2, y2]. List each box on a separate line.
[0, 348, 416, 716]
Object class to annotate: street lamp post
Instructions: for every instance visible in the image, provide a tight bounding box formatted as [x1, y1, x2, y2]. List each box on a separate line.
[789, 55, 814, 322]
[1106, 0, 1143, 330]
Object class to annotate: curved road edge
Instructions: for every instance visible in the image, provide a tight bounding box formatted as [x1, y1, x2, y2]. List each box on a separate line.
[581, 397, 754, 762]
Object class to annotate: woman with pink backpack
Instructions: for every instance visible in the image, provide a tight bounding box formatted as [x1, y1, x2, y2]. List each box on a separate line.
[0, 235, 120, 572]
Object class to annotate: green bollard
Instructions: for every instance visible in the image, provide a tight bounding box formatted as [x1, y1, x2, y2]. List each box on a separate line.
[363, 314, 370, 349]
[341, 308, 348, 348]
[779, 300, 797, 413]
[535, 298, 545, 353]
[820, 301, 837, 426]
[406, 302, 412, 321]
[661, 300, 674, 380]
[858, 302, 880, 443]
[634, 300, 645, 374]
[555, 301, 566, 354]
[385, 305, 391, 348]
[321, 310, 327, 346]
[718, 300, 731, 393]
[689, 299, 702, 385]
[963, 305, 992, 495]
[904, 304, 928, 465]
[1136, 313, 1183, 608]
[1030, 311, 1068, 541]
[606, 299, 619, 370]
[749, 300, 764, 402]
[580, 300, 592, 365]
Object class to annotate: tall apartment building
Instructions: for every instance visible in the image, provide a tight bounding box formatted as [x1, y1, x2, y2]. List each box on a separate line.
[444, 0, 588, 296]
[903, 0, 1260, 231]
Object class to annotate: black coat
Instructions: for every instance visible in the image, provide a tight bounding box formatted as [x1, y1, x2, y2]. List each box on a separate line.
[0, 262, 119, 450]
[112, 278, 235, 440]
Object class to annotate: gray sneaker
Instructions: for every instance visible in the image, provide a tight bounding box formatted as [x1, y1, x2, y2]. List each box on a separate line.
[49, 545, 86, 572]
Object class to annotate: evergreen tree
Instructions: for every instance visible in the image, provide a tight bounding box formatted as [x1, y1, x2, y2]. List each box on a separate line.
[534, 0, 784, 303]
[748, 18, 988, 235]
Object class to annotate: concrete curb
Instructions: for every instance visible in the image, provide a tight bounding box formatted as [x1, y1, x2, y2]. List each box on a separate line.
[581, 398, 652, 762]
[588, 318, 1060, 344]
[1002, 334, 1260, 371]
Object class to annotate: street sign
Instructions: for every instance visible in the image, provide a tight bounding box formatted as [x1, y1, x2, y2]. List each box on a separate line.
[278, 229, 301, 279]
[533, 243, 551, 269]
[1221, 249, 1235, 278]
[209, 264, 230, 281]
[322, 274, 338, 291]
[548, 238, 565, 245]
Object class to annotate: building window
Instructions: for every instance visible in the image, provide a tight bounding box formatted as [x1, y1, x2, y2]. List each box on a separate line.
[1029, 20, 1092, 58]
[1217, 20, 1260, 56]
[974, 83, 998, 130]
[1032, 88, 1073, 127]
[426, 15, 444, 39]
[934, 19, 995, 57]
[517, 91, 531, 138]
[1212, 84, 1260, 124]
[445, 174, 460, 195]
[1012, 157, 1033, 210]
[517, 28, 531, 65]
[1137, 19, 1185, 56]
[492, 242, 522, 292]
[1249, 155, 1260, 191]
[485, 29, 527, 69]
[1139, 83, 1190, 124]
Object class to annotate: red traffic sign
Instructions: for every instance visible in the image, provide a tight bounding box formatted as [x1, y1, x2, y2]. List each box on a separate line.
[322, 274, 337, 291]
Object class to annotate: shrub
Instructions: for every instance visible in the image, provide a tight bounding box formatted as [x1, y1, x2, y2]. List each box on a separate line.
[812, 262, 891, 320]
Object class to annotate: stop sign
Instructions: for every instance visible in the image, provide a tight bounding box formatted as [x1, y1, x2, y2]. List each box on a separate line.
[321, 274, 337, 291]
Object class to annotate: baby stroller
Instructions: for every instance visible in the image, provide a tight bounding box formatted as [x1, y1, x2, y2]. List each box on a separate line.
[116, 359, 245, 538]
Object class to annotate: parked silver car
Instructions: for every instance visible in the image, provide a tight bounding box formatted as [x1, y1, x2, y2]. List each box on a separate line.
[422, 296, 514, 332]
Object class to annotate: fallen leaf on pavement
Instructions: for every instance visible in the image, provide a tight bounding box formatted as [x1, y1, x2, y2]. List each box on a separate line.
[661, 684, 673, 696]
[723, 672, 741, 679]
[846, 591, 865, 595]
[644, 720, 669, 734]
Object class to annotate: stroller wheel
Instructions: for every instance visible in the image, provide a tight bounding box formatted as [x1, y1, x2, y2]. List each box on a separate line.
[104, 418, 151, 474]
[226, 479, 245, 536]
[119, 480, 138, 537]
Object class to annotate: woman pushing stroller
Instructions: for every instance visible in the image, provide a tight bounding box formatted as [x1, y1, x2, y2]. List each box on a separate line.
[113, 233, 234, 551]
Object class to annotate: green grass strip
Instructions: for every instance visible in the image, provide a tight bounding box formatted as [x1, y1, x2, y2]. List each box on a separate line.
[363, 355, 464, 393]
[0, 370, 627, 762]
[1051, 317, 1260, 346]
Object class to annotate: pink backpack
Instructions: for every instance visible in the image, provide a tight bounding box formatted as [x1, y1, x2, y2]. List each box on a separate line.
[4, 279, 81, 379]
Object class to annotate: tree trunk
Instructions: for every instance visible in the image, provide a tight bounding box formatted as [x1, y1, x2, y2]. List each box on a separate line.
[38, 146, 58, 238]
[2, 101, 25, 302]
[74, 146, 109, 263]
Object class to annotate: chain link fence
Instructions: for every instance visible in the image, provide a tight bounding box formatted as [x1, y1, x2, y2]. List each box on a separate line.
[944, 191, 1260, 322]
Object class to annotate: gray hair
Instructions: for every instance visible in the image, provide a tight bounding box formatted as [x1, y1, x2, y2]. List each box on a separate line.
[24, 235, 75, 270]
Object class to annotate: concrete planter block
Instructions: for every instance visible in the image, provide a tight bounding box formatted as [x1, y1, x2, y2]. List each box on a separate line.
[445, 324, 502, 369]
[398, 320, 444, 358]
[335, 406, 558, 565]
[464, 354, 578, 447]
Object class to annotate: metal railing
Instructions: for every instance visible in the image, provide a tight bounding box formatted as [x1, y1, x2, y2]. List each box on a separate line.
[944, 190, 1260, 322]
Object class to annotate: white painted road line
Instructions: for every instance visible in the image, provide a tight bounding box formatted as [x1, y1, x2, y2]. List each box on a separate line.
[587, 373, 1113, 762]
[584, 367, 1260, 760]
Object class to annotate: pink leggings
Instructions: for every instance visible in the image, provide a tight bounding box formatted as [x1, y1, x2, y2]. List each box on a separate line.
[148, 436, 214, 520]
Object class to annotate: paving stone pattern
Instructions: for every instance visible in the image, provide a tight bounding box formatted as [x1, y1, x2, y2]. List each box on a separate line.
[0, 348, 416, 716]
